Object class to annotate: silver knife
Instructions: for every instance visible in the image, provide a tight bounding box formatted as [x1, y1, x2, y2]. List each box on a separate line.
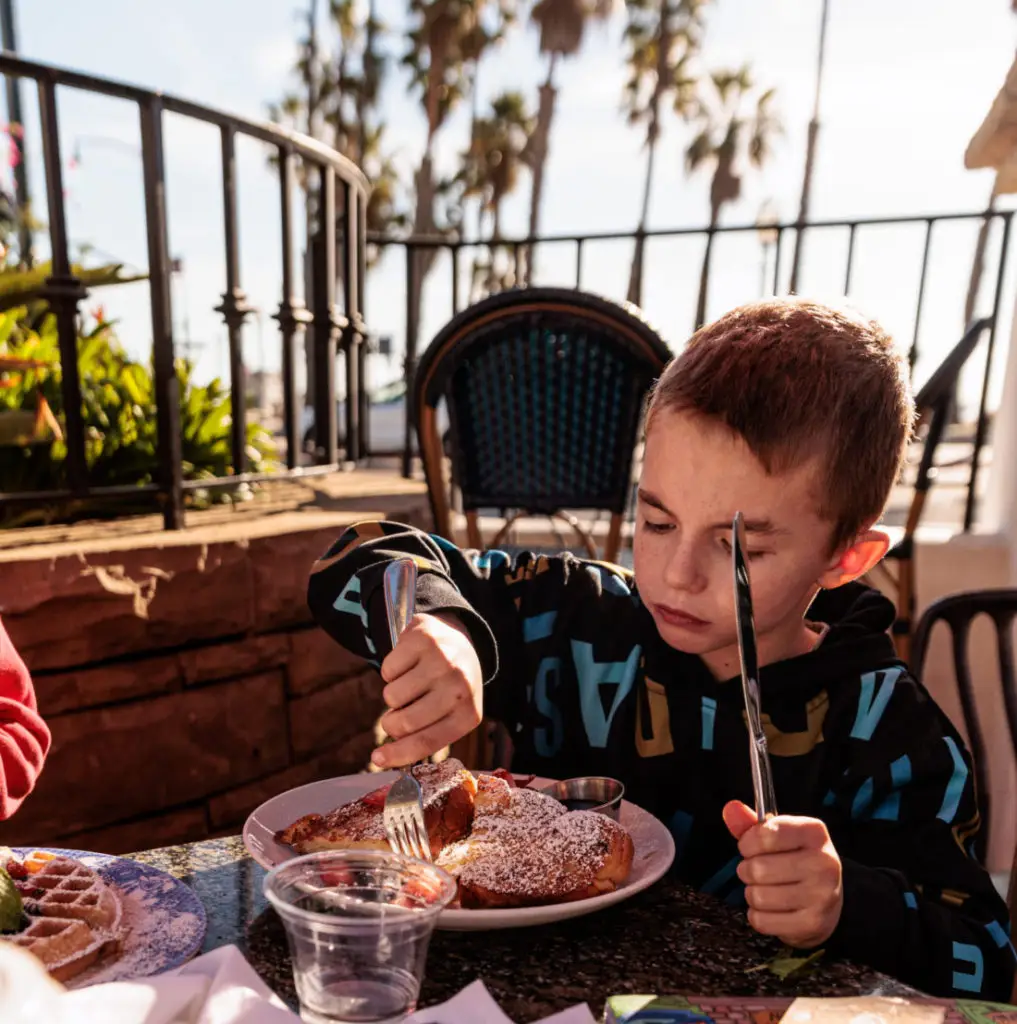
[732, 511, 779, 821]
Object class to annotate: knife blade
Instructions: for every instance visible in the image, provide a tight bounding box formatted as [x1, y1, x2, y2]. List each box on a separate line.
[732, 511, 779, 822]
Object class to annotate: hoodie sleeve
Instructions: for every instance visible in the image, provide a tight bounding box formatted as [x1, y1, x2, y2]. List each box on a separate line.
[821, 664, 1014, 1000]
[306, 520, 625, 728]
[0, 617, 51, 821]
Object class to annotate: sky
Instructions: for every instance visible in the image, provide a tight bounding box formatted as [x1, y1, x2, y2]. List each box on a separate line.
[7, 0, 1017, 417]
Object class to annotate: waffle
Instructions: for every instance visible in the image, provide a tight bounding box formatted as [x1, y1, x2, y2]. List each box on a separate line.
[6, 856, 123, 982]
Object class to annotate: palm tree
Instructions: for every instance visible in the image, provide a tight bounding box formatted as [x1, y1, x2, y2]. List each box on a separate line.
[457, 0, 518, 291]
[269, 0, 408, 252]
[401, 0, 521, 409]
[402, 0, 490, 369]
[622, 0, 709, 305]
[456, 91, 536, 296]
[268, 0, 409, 449]
[521, 0, 613, 284]
[685, 66, 781, 327]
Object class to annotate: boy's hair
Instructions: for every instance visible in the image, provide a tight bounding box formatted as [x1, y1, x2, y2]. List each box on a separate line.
[647, 297, 915, 551]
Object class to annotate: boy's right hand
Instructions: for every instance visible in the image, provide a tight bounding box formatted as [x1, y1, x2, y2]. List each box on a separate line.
[371, 613, 484, 769]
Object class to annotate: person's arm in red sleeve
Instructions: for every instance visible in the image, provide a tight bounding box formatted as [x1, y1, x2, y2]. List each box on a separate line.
[0, 617, 50, 820]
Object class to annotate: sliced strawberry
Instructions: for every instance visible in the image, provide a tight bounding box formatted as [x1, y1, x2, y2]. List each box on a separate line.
[488, 768, 517, 788]
[397, 878, 440, 907]
[5, 859, 27, 880]
[361, 784, 392, 809]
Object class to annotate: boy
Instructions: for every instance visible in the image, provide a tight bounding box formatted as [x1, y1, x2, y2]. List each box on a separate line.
[307, 298, 1015, 999]
[0, 616, 49, 820]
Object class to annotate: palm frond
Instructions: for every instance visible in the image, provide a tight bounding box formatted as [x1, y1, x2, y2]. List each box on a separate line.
[685, 128, 715, 172]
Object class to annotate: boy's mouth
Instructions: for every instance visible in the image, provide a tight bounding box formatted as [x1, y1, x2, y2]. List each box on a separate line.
[653, 604, 711, 630]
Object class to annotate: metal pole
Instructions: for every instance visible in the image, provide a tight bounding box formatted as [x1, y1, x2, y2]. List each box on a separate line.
[0, 0, 33, 266]
[276, 146, 311, 471]
[215, 125, 251, 476]
[38, 80, 88, 494]
[403, 245, 419, 479]
[312, 166, 339, 466]
[788, 0, 830, 294]
[140, 97, 184, 529]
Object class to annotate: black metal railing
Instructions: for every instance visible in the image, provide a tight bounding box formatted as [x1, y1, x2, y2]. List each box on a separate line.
[375, 206, 1014, 531]
[0, 57, 1012, 536]
[0, 52, 370, 529]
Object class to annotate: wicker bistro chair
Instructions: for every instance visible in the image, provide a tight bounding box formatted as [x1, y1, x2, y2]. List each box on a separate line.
[413, 288, 671, 770]
[911, 589, 1017, 1003]
[911, 589, 1017, 866]
[867, 318, 994, 663]
[413, 287, 673, 563]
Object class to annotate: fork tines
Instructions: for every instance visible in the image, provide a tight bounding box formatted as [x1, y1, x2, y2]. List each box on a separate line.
[389, 811, 431, 862]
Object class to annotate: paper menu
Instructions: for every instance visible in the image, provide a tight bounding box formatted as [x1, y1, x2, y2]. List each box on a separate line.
[782, 998, 946, 1024]
[604, 995, 1017, 1024]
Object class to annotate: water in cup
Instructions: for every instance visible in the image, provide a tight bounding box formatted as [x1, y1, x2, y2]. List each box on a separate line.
[297, 966, 419, 1024]
[264, 850, 456, 1024]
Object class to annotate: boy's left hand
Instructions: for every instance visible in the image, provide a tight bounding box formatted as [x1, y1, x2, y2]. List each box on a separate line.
[723, 800, 843, 950]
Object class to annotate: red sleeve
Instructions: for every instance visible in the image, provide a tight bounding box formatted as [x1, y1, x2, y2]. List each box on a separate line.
[0, 617, 50, 820]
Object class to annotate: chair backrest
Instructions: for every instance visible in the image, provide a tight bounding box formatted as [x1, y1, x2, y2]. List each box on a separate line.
[413, 288, 672, 540]
[911, 588, 1017, 863]
[909, 317, 993, 517]
[871, 318, 994, 662]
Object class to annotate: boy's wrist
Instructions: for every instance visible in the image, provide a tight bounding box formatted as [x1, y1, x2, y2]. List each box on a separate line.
[432, 611, 471, 637]
[420, 603, 498, 683]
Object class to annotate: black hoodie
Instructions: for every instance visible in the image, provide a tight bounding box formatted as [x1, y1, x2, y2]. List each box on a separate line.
[307, 520, 1015, 1000]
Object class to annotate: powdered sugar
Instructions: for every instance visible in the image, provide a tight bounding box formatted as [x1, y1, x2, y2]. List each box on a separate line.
[415, 758, 474, 806]
[7, 847, 206, 990]
[282, 758, 477, 849]
[435, 784, 631, 905]
[66, 878, 203, 989]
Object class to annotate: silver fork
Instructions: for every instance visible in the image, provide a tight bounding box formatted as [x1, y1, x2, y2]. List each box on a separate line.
[381, 558, 432, 862]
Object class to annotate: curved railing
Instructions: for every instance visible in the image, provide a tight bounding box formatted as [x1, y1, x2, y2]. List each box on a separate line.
[0, 52, 370, 529]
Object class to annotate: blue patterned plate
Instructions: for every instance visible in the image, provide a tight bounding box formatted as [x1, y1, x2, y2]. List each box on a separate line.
[9, 846, 207, 988]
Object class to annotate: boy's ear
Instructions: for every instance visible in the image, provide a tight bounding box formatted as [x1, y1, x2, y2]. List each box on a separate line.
[818, 528, 890, 589]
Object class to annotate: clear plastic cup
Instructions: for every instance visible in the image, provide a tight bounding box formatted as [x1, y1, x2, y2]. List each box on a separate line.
[264, 850, 456, 1024]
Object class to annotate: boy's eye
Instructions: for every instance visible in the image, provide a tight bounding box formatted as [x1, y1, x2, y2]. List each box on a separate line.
[719, 537, 768, 560]
[642, 520, 673, 534]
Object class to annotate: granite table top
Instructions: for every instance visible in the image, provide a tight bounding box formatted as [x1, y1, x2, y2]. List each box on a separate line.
[130, 836, 917, 1022]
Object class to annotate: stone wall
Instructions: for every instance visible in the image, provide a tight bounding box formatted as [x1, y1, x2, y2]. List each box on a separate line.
[0, 502, 428, 856]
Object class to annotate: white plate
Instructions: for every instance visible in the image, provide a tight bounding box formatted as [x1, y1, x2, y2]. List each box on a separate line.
[243, 771, 675, 931]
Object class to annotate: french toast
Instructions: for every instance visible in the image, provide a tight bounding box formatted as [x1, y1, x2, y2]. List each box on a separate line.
[275, 758, 478, 858]
[437, 776, 634, 908]
[276, 763, 635, 910]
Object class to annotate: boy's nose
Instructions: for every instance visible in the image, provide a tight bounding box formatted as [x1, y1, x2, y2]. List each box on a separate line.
[663, 543, 707, 594]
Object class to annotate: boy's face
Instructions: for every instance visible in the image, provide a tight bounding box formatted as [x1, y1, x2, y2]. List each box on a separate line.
[633, 409, 877, 678]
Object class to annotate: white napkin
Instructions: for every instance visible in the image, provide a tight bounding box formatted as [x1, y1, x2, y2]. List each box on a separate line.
[0, 942, 299, 1024]
[406, 978, 596, 1024]
[0, 943, 594, 1024]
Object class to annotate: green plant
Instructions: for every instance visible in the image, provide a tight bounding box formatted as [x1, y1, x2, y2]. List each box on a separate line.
[0, 306, 277, 528]
[0, 261, 146, 315]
